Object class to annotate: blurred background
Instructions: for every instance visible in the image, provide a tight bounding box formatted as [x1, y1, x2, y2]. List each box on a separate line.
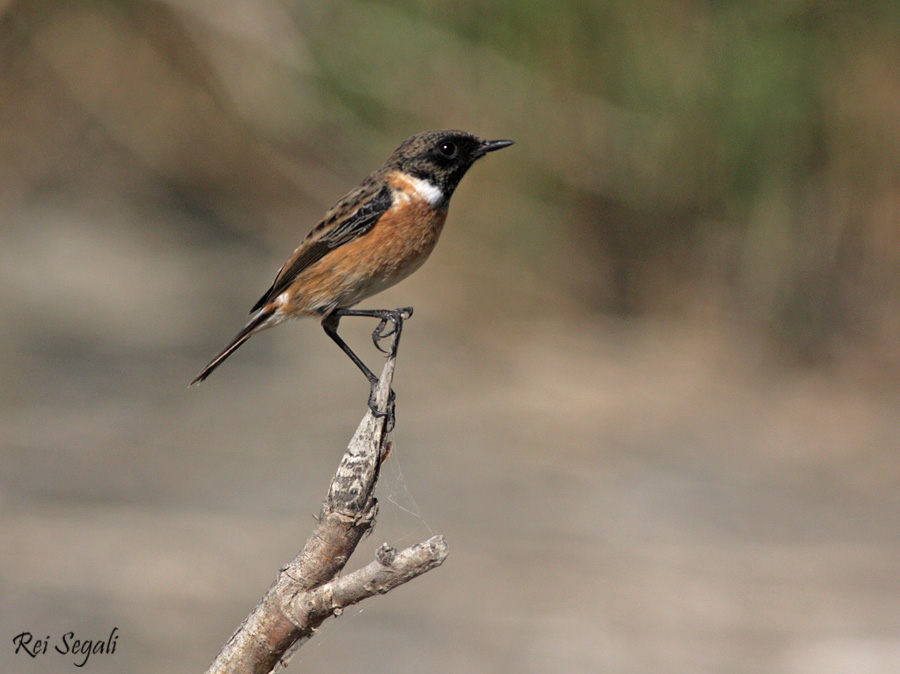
[2, 0, 899, 672]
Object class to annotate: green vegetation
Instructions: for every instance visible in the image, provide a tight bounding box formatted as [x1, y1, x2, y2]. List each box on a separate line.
[292, 1, 900, 360]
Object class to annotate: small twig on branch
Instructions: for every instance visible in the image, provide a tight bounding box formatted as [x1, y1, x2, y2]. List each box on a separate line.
[285, 537, 449, 632]
[205, 311, 446, 674]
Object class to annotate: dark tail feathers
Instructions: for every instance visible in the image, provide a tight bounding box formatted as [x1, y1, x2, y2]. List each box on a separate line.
[190, 309, 275, 385]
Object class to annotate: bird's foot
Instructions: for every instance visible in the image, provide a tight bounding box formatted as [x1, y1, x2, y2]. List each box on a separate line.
[367, 382, 397, 432]
[372, 307, 413, 355]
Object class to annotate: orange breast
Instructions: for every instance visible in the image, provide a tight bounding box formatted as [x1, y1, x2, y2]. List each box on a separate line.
[283, 175, 448, 314]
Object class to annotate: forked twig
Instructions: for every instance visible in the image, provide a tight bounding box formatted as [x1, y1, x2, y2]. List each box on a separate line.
[204, 311, 447, 674]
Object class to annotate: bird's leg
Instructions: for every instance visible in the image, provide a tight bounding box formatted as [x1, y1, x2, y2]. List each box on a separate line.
[321, 312, 379, 384]
[323, 308, 413, 431]
[332, 307, 413, 356]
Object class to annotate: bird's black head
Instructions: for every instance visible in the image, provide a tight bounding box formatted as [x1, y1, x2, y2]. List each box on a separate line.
[385, 130, 514, 208]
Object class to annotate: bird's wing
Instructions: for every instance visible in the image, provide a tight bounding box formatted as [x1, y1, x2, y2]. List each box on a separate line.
[250, 182, 394, 313]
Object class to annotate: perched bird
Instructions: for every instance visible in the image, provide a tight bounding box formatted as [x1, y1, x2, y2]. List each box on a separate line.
[191, 129, 514, 417]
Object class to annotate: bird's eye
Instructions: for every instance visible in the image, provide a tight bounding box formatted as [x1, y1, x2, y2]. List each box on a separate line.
[438, 141, 457, 158]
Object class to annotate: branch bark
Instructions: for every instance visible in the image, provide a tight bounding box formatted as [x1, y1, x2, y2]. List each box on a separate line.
[205, 326, 447, 673]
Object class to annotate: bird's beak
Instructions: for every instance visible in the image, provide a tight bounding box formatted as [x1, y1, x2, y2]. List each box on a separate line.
[478, 139, 515, 156]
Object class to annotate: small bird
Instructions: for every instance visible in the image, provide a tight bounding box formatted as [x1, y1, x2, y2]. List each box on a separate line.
[192, 129, 514, 416]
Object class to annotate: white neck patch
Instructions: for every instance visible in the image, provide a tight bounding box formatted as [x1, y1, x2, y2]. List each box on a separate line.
[406, 176, 444, 207]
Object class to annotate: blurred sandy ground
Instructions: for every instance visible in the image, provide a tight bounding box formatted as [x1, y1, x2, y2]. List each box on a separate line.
[1, 1, 899, 673]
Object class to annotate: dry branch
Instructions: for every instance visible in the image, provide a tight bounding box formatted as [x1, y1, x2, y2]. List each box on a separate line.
[205, 321, 447, 673]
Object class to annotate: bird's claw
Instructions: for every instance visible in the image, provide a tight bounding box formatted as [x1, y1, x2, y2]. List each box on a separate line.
[367, 383, 397, 432]
[372, 307, 413, 355]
